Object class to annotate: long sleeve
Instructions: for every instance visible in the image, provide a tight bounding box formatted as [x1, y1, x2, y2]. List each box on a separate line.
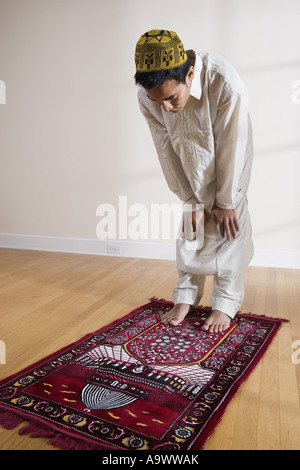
[213, 83, 249, 210]
[138, 97, 199, 208]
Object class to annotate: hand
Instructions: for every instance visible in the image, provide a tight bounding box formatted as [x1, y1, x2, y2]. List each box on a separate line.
[183, 209, 208, 241]
[211, 206, 240, 241]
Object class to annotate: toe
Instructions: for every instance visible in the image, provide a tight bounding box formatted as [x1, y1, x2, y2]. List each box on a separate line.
[201, 320, 211, 332]
[162, 316, 171, 325]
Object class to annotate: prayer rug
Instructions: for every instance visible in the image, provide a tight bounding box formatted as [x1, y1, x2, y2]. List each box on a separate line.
[0, 298, 288, 450]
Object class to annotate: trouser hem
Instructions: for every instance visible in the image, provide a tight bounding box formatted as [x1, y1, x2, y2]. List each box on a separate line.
[211, 295, 239, 319]
[173, 291, 201, 308]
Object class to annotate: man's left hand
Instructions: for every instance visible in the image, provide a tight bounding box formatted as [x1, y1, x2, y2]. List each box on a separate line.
[211, 207, 240, 241]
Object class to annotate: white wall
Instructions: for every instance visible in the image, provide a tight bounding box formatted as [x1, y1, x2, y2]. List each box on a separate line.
[0, 0, 299, 266]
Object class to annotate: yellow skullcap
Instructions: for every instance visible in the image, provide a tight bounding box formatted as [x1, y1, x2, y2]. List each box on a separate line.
[135, 29, 188, 73]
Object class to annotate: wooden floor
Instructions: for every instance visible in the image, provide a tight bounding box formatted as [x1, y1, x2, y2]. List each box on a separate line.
[0, 248, 299, 450]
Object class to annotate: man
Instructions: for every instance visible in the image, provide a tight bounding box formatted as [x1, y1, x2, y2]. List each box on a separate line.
[134, 30, 253, 333]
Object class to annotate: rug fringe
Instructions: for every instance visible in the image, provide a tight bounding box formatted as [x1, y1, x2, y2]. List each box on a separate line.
[0, 409, 23, 430]
[18, 421, 56, 439]
[49, 434, 103, 450]
[0, 407, 106, 450]
[237, 312, 289, 323]
[49, 434, 94, 450]
[149, 296, 174, 305]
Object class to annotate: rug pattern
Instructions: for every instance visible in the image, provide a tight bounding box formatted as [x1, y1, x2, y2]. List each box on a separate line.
[0, 299, 287, 450]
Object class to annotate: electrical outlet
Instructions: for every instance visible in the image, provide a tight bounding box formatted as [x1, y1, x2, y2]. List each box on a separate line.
[107, 244, 122, 255]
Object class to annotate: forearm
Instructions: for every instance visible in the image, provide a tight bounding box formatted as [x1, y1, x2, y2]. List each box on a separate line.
[214, 90, 249, 210]
[139, 97, 199, 206]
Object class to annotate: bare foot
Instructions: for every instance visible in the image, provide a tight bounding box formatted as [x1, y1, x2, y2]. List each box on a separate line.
[161, 303, 191, 326]
[201, 310, 231, 333]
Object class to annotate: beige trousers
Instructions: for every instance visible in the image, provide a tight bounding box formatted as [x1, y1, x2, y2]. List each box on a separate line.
[173, 196, 253, 319]
[173, 269, 245, 319]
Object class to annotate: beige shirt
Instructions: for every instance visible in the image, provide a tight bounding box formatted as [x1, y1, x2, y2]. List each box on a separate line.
[138, 50, 254, 279]
[138, 50, 253, 213]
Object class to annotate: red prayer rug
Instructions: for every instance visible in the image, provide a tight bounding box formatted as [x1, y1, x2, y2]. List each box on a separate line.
[0, 298, 288, 450]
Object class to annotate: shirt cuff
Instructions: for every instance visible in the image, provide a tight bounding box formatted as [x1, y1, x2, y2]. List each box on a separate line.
[215, 201, 236, 210]
[183, 195, 202, 212]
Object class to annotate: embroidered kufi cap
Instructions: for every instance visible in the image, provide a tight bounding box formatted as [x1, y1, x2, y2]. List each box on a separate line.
[135, 29, 188, 73]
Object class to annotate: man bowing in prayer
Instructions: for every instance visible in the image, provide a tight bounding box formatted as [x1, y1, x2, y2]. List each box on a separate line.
[134, 30, 254, 333]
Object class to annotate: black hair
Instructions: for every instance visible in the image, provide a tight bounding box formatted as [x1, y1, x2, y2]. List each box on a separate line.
[134, 59, 192, 89]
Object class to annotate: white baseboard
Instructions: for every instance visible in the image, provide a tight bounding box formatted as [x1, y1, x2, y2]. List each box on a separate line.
[0, 233, 177, 261]
[0, 233, 299, 269]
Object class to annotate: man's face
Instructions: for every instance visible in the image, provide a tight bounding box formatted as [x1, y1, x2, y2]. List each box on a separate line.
[145, 66, 194, 113]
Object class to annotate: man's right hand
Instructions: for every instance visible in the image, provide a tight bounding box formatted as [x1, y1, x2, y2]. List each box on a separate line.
[182, 209, 208, 241]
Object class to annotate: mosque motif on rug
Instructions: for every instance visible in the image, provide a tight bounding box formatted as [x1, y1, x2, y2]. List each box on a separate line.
[0, 299, 287, 450]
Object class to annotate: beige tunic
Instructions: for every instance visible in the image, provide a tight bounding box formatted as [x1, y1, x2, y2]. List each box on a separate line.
[138, 50, 254, 281]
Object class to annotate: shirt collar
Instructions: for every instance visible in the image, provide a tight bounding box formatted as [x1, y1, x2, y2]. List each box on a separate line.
[187, 50, 202, 100]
